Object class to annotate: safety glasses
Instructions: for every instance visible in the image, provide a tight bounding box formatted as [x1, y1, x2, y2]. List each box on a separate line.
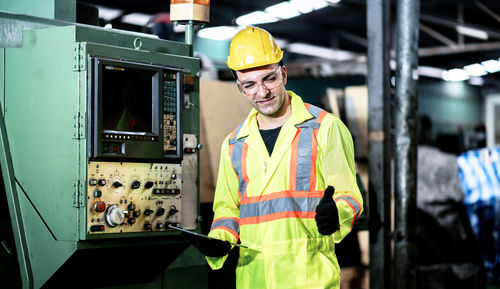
[236, 67, 283, 96]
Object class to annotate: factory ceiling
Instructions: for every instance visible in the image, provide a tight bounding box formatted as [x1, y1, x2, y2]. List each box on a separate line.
[78, 0, 500, 85]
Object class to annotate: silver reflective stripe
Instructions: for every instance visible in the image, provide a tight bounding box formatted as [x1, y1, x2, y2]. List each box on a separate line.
[230, 120, 247, 199]
[211, 218, 240, 234]
[335, 195, 362, 217]
[294, 104, 324, 191]
[240, 196, 321, 219]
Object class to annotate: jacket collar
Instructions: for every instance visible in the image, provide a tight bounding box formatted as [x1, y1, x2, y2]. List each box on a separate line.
[234, 90, 314, 140]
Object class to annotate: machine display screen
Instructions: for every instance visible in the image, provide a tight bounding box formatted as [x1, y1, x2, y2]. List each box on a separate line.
[101, 65, 155, 133]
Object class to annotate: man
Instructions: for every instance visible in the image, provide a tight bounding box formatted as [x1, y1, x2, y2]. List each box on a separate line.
[186, 26, 363, 289]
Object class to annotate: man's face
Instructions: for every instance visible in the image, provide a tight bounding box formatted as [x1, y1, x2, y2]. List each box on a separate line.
[236, 64, 288, 117]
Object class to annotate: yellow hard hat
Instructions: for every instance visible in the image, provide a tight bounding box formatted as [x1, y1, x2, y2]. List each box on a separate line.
[226, 26, 283, 71]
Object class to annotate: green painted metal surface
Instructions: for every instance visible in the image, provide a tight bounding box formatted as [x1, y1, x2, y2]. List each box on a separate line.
[0, 0, 76, 22]
[1, 23, 201, 288]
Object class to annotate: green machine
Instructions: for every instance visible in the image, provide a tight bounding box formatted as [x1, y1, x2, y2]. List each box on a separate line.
[0, 5, 204, 289]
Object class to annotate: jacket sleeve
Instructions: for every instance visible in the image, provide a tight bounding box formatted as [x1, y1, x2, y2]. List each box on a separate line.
[318, 115, 363, 243]
[205, 135, 241, 269]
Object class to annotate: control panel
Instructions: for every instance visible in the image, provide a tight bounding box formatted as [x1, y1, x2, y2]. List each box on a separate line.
[87, 161, 183, 234]
[163, 72, 179, 155]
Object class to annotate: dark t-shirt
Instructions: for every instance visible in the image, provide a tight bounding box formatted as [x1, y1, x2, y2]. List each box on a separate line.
[259, 126, 282, 155]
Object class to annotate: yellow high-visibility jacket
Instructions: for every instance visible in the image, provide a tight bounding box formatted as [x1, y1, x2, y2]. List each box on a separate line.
[207, 91, 363, 289]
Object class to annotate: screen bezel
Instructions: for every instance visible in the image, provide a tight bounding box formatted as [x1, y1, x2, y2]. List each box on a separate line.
[89, 56, 183, 161]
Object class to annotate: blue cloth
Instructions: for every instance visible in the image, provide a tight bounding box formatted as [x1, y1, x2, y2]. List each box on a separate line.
[457, 147, 500, 284]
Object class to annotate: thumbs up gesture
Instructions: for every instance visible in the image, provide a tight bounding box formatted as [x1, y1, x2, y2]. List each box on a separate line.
[315, 186, 340, 235]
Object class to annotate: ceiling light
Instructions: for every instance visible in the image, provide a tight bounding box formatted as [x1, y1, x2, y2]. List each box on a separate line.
[289, 0, 314, 14]
[287, 43, 355, 61]
[265, 2, 301, 19]
[310, 0, 329, 10]
[442, 68, 469, 82]
[235, 11, 279, 26]
[418, 66, 446, 79]
[97, 6, 123, 21]
[468, 76, 484, 86]
[456, 25, 488, 40]
[122, 13, 153, 27]
[481, 59, 500, 73]
[464, 63, 487, 77]
[326, 0, 342, 3]
[197, 26, 239, 41]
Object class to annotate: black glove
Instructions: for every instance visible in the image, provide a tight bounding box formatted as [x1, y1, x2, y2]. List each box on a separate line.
[181, 232, 231, 257]
[315, 186, 340, 235]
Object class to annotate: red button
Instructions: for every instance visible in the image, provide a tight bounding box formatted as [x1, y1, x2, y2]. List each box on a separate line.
[113, 146, 118, 152]
[94, 201, 106, 213]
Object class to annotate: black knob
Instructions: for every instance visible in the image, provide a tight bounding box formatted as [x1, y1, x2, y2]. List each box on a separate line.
[156, 223, 164, 230]
[131, 181, 141, 189]
[133, 210, 141, 217]
[168, 206, 179, 216]
[112, 181, 123, 188]
[127, 218, 136, 225]
[128, 203, 136, 211]
[144, 223, 152, 230]
[89, 179, 97, 186]
[156, 208, 165, 216]
[144, 209, 154, 216]
[145, 181, 154, 189]
[98, 179, 106, 186]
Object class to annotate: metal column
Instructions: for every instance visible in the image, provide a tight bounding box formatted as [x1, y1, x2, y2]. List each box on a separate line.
[394, 0, 420, 289]
[367, 1, 392, 289]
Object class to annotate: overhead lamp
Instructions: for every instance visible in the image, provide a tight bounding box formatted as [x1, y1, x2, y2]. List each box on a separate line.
[310, 0, 329, 10]
[287, 42, 355, 61]
[468, 76, 484, 86]
[442, 68, 469, 82]
[121, 13, 153, 27]
[235, 11, 279, 26]
[464, 63, 487, 77]
[456, 25, 489, 40]
[265, 2, 301, 19]
[481, 59, 500, 73]
[326, 0, 342, 3]
[97, 6, 123, 21]
[197, 26, 238, 40]
[418, 66, 446, 79]
[289, 0, 314, 14]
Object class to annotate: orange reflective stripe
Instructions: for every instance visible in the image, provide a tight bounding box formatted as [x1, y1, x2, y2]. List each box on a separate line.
[334, 194, 362, 230]
[317, 109, 328, 123]
[241, 190, 323, 204]
[239, 211, 316, 225]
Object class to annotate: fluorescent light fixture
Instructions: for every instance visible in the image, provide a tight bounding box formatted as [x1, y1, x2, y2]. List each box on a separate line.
[122, 13, 153, 27]
[97, 6, 123, 21]
[287, 42, 355, 61]
[289, 0, 314, 14]
[468, 76, 484, 86]
[310, 0, 329, 10]
[418, 66, 446, 79]
[197, 26, 239, 41]
[274, 37, 290, 49]
[442, 68, 469, 82]
[265, 2, 301, 19]
[326, 0, 342, 3]
[236, 11, 279, 26]
[482, 59, 500, 73]
[456, 25, 489, 40]
[464, 63, 487, 77]
[104, 23, 113, 29]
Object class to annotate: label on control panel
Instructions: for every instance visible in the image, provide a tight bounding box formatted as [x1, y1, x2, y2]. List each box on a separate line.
[87, 161, 182, 235]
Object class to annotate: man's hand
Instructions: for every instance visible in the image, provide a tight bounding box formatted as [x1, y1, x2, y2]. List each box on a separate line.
[315, 186, 340, 235]
[181, 232, 231, 257]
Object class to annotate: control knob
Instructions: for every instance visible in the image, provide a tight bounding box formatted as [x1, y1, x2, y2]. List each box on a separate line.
[131, 181, 141, 189]
[145, 181, 155, 189]
[156, 208, 165, 216]
[98, 179, 106, 186]
[144, 223, 152, 230]
[105, 205, 125, 227]
[112, 181, 123, 188]
[144, 209, 154, 216]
